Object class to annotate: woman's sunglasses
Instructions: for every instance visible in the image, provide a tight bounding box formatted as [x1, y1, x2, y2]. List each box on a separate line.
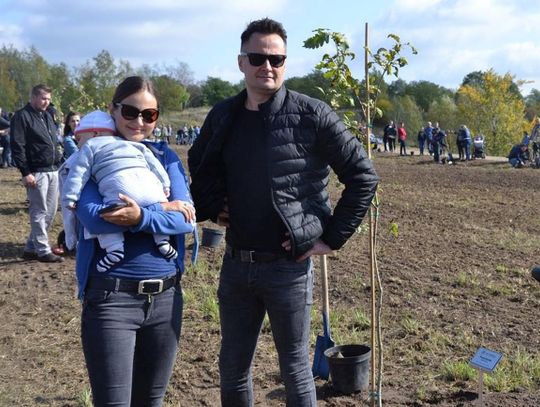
[239, 52, 287, 68]
[114, 103, 160, 124]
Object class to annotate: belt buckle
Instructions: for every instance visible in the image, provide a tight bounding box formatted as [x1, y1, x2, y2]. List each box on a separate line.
[138, 279, 164, 295]
[240, 250, 255, 263]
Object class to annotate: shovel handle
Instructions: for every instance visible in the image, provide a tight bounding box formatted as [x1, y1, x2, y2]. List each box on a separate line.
[320, 254, 330, 318]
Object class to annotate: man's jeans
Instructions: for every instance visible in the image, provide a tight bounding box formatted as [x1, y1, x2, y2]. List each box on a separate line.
[218, 254, 316, 407]
[509, 157, 523, 168]
[464, 141, 471, 160]
[25, 171, 59, 255]
[433, 141, 441, 163]
[81, 282, 183, 407]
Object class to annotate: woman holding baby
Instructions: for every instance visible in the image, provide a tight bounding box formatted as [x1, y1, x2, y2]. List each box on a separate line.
[70, 76, 196, 406]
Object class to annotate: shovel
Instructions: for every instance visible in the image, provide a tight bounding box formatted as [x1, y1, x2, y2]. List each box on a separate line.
[312, 254, 335, 380]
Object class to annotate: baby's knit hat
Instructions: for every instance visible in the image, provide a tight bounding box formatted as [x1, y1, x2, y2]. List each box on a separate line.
[74, 110, 115, 135]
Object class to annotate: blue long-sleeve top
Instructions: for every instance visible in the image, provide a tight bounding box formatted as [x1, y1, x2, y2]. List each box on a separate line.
[74, 140, 196, 299]
[63, 133, 78, 158]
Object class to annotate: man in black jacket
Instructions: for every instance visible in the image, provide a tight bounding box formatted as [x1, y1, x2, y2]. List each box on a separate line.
[0, 108, 11, 168]
[11, 84, 64, 262]
[188, 18, 378, 406]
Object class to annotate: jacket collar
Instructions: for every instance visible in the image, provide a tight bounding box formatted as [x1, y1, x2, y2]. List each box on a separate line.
[258, 85, 286, 115]
[25, 102, 47, 116]
[234, 85, 287, 115]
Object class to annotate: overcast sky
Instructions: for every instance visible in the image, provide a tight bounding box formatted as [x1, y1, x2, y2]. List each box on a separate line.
[1, 0, 539, 95]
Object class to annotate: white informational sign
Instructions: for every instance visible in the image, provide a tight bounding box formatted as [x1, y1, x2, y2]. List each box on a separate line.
[469, 347, 503, 373]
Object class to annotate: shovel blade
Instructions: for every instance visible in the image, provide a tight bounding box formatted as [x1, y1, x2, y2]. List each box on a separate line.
[312, 333, 335, 380]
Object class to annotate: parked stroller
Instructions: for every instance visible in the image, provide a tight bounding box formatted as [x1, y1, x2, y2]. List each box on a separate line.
[473, 135, 486, 159]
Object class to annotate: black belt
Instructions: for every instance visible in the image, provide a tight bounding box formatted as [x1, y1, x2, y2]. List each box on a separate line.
[86, 274, 178, 295]
[226, 244, 286, 263]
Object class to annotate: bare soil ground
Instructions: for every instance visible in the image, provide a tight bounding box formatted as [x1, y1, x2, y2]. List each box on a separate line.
[0, 147, 539, 406]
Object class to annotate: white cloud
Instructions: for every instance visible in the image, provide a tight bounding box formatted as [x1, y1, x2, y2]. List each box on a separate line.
[366, 0, 540, 94]
[0, 23, 24, 47]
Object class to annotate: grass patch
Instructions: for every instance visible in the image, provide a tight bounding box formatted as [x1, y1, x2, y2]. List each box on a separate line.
[186, 258, 215, 279]
[485, 348, 540, 391]
[77, 387, 92, 407]
[440, 349, 540, 392]
[495, 264, 509, 274]
[441, 360, 476, 382]
[486, 282, 515, 296]
[199, 285, 219, 323]
[352, 309, 371, 330]
[400, 316, 422, 336]
[182, 287, 196, 306]
[455, 271, 479, 288]
[497, 229, 538, 255]
[311, 307, 371, 345]
[423, 328, 452, 351]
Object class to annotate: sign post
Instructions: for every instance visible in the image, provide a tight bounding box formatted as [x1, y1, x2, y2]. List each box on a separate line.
[469, 347, 503, 407]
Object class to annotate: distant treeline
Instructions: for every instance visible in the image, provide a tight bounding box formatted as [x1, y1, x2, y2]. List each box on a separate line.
[1, 45, 539, 155]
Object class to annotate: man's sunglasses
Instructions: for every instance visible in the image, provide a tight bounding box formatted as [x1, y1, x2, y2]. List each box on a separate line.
[239, 52, 287, 68]
[114, 103, 159, 124]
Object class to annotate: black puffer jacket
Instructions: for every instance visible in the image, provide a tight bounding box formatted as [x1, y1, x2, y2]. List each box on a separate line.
[10, 103, 62, 176]
[188, 86, 379, 257]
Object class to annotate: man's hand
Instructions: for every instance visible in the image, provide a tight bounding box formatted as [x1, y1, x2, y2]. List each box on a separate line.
[161, 200, 196, 223]
[100, 193, 142, 226]
[22, 174, 37, 188]
[281, 237, 333, 262]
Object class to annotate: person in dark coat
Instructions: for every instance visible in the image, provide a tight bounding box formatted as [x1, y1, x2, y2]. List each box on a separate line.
[188, 18, 379, 407]
[508, 143, 528, 168]
[0, 109, 11, 167]
[383, 120, 397, 152]
[10, 84, 64, 262]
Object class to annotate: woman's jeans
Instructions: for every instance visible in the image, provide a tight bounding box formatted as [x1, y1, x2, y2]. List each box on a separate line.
[81, 282, 183, 407]
[218, 254, 316, 407]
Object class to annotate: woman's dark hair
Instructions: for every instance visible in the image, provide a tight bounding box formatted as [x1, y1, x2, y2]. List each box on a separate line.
[240, 18, 287, 48]
[111, 76, 158, 105]
[63, 111, 81, 136]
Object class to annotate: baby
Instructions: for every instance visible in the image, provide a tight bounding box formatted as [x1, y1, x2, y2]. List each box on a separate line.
[61, 110, 177, 272]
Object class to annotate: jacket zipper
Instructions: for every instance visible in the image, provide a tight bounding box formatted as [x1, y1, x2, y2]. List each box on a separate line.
[263, 113, 296, 257]
[38, 111, 56, 166]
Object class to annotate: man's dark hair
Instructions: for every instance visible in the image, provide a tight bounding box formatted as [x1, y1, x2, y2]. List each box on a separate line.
[240, 18, 287, 48]
[31, 84, 52, 96]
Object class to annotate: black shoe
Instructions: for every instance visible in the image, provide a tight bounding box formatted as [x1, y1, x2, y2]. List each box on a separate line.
[22, 251, 38, 260]
[532, 266, 540, 282]
[37, 252, 65, 263]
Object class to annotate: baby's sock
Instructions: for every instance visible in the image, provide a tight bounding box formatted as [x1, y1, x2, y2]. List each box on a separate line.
[157, 239, 178, 260]
[96, 250, 125, 272]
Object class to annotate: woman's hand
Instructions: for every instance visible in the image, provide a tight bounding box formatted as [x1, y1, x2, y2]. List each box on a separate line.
[100, 193, 142, 226]
[161, 200, 196, 223]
